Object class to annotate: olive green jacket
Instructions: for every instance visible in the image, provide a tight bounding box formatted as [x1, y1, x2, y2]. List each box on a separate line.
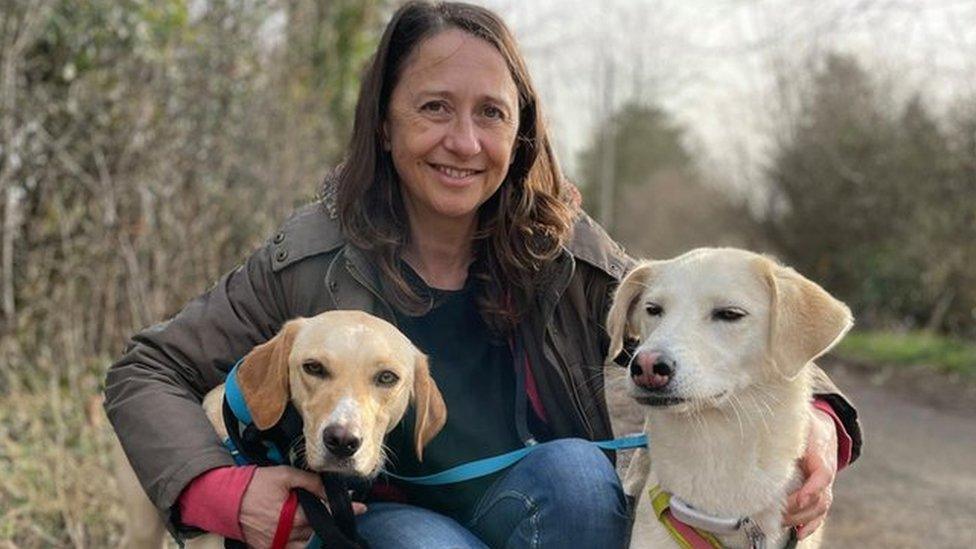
[104, 200, 862, 528]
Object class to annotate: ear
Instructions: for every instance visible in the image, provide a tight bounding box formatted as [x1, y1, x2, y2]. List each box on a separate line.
[236, 320, 302, 430]
[606, 262, 657, 364]
[762, 260, 854, 379]
[411, 353, 446, 461]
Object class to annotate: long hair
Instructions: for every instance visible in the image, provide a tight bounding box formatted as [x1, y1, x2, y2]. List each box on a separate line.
[331, 1, 574, 334]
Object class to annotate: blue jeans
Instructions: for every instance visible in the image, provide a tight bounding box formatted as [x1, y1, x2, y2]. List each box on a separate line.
[356, 438, 630, 548]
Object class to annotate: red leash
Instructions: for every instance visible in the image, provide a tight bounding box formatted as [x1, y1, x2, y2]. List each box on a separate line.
[270, 490, 300, 549]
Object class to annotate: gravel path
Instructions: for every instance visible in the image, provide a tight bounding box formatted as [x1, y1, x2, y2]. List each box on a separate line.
[607, 360, 976, 548]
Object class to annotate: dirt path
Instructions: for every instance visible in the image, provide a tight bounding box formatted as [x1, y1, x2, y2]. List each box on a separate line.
[607, 360, 976, 548]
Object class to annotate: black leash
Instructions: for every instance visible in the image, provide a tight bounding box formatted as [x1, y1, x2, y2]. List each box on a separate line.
[222, 400, 369, 548]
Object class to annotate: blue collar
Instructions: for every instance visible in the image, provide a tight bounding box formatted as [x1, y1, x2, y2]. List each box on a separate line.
[224, 359, 253, 426]
[222, 359, 285, 465]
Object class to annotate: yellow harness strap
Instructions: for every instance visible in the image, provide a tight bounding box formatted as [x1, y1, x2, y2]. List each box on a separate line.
[649, 485, 724, 549]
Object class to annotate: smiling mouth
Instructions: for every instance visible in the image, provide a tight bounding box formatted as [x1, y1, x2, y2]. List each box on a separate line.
[430, 163, 483, 179]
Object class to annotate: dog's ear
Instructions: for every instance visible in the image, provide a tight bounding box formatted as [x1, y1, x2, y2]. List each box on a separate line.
[762, 260, 853, 379]
[411, 353, 446, 461]
[236, 320, 302, 430]
[606, 262, 657, 364]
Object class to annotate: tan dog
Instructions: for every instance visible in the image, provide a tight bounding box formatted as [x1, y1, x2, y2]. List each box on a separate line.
[608, 248, 852, 549]
[116, 310, 447, 548]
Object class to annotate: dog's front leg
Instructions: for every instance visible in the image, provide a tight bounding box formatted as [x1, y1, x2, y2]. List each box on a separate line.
[623, 446, 651, 503]
[623, 416, 652, 505]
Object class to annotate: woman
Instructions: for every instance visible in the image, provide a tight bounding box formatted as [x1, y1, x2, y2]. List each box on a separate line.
[105, 2, 860, 547]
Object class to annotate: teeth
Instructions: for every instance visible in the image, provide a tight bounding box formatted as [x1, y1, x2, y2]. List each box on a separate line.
[435, 165, 477, 179]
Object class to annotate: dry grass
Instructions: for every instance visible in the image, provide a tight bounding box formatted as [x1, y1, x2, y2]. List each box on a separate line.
[0, 368, 127, 548]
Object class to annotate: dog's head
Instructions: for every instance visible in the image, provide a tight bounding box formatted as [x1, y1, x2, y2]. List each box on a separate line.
[607, 248, 852, 412]
[234, 310, 447, 477]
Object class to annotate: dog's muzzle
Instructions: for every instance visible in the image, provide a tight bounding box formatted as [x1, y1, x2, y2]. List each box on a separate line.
[323, 424, 362, 459]
[630, 350, 674, 390]
[630, 351, 689, 406]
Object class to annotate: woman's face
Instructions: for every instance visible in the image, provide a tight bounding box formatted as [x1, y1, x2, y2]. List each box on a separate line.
[385, 28, 519, 228]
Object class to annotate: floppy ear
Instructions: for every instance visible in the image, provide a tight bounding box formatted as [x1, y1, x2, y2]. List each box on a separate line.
[235, 320, 302, 430]
[411, 353, 447, 462]
[763, 260, 853, 379]
[606, 262, 657, 364]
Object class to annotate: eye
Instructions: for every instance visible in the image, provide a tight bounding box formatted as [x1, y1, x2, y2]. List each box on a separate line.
[375, 370, 400, 387]
[420, 100, 448, 114]
[482, 104, 505, 120]
[302, 360, 328, 378]
[712, 307, 748, 322]
[645, 302, 663, 317]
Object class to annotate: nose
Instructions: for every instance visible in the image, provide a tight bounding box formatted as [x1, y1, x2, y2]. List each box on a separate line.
[630, 350, 675, 390]
[322, 425, 361, 459]
[444, 115, 481, 157]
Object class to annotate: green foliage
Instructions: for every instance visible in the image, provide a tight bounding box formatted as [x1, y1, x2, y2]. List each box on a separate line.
[765, 53, 976, 335]
[0, 2, 388, 543]
[836, 330, 976, 377]
[577, 101, 691, 208]
[282, 0, 387, 162]
[579, 102, 690, 188]
[2, 0, 389, 374]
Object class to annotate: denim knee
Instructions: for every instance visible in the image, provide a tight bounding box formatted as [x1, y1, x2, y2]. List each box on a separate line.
[469, 438, 630, 548]
[358, 502, 487, 548]
[522, 438, 627, 515]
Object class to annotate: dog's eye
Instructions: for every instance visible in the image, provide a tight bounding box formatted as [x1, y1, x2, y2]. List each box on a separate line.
[375, 370, 400, 387]
[712, 307, 747, 322]
[302, 360, 329, 378]
[645, 303, 663, 316]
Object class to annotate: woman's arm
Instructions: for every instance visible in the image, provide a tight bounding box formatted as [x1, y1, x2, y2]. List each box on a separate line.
[809, 365, 862, 463]
[104, 241, 288, 530]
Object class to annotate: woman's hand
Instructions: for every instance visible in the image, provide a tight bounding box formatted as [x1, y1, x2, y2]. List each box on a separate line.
[239, 466, 366, 548]
[783, 409, 838, 539]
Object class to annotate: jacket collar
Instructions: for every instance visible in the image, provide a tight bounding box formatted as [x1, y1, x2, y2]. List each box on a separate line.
[564, 210, 631, 282]
[273, 200, 631, 285]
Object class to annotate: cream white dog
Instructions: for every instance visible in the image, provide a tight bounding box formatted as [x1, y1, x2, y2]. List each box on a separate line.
[608, 248, 852, 549]
[115, 310, 447, 549]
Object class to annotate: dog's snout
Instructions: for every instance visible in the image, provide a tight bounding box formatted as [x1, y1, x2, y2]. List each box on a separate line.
[631, 350, 674, 390]
[322, 425, 361, 458]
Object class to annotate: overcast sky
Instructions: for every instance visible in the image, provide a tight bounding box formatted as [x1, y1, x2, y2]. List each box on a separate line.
[474, 0, 976, 194]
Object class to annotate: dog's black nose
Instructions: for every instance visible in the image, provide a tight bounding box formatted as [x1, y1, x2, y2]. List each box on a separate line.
[652, 358, 674, 377]
[323, 425, 361, 458]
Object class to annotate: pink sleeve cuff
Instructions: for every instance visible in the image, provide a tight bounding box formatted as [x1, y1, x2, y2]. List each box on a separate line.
[178, 465, 257, 540]
[812, 398, 853, 471]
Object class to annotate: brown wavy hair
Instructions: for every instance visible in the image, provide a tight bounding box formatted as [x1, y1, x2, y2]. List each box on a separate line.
[331, 1, 575, 334]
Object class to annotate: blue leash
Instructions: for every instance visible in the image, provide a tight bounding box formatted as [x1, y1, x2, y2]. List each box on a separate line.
[228, 359, 649, 487]
[381, 433, 648, 486]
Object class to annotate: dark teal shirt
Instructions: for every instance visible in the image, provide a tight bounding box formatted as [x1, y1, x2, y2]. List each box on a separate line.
[383, 271, 523, 521]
